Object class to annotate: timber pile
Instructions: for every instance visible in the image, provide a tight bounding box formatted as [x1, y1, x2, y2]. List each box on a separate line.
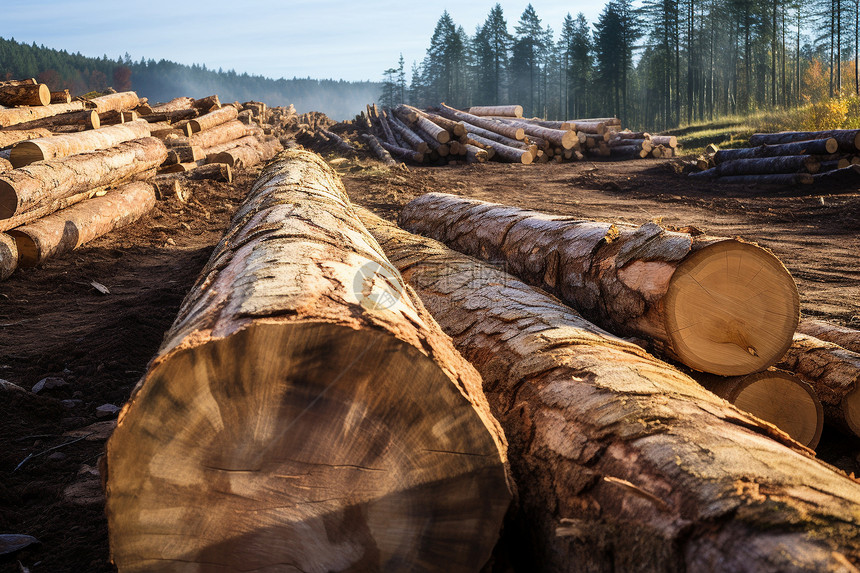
[693, 129, 860, 185]
[354, 102, 678, 166]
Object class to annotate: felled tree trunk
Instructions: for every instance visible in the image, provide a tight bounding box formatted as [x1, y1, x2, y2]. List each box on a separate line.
[692, 155, 821, 177]
[777, 333, 860, 437]
[387, 113, 430, 153]
[9, 182, 156, 266]
[88, 91, 140, 114]
[0, 137, 167, 218]
[749, 129, 860, 151]
[813, 164, 860, 184]
[466, 105, 523, 118]
[0, 83, 50, 106]
[713, 173, 814, 185]
[188, 106, 239, 133]
[400, 193, 800, 377]
[0, 157, 11, 172]
[0, 233, 17, 280]
[360, 133, 398, 166]
[0, 128, 52, 149]
[137, 97, 194, 116]
[187, 119, 247, 149]
[463, 122, 535, 154]
[9, 119, 152, 167]
[436, 104, 525, 141]
[50, 89, 72, 104]
[359, 208, 860, 573]
[0, 101, 90, 128]
[714, 139, 838, 163]
[209, 137, 282, 169]
[496, 119, 579, 149]
[379, 140, 423, 163]
[798, 319, 860, 353]
[105, 149, 511, 573]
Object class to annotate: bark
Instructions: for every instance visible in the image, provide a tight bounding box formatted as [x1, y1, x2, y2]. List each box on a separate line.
[0, 157, 10, 172]
[821, 159, 851, 172]
[9, 182, 155, 266]
[154, 163, 232, 183]
[435, 104, 525, 141]
[0, 101, 90, 128]
[87, 92, 139, 114]
[209, 137, 283, 169]
[813, 164, 860, 184]
[237, 109, 254, 125]
[201, 135, 259, 158]
[140, 108, 199, 124]
[466, 133, 533, 163]
[496, 119, 578, 149]
[188, 106, 239, 133]
[400, 193, 800, 377]
[17, 108, 100, 131]
[360, 208, 860, 573]
[777, 333, 860, 437]
[138, 97, 194, 116]
[649, 135, 678, 148]
[616, 131, 652, 140]
[105, 149, 511, 573]
[160, 161, 206, 174]
[187, 120, 248, 149]
[567, 121, 606, 134]
[359, 133, 397, 166]
[749, 130, 860, 152]
[413, 115, 451, 144]
[404, 106, 467, 137]
[0, 136, 167, 218]
[387, 113, 429, 153]
[0, 128, 52, 149]
[465, 144, 488, 163]
[193, 94, 221, 111]
[0, 79, 36, 87]
[319, 129, 357, 156]
[467, 105, 523, 118]
[715, 139, 839, 163]
[165, 146, 205, 165]
[379, 140, 423, 163]
[463, 122, 535, 154]
[703, 173, 815, 185]
[0, 232, 17, 280]
[0, 83, 50, 107]
[694, 155, 821, 177]
[50, 90, 71, 104]
[798, 319, 860, 353]
[610, 145, 650, 159]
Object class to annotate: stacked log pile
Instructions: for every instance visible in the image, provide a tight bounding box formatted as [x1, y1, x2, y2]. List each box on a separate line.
[693, 129, 860, 184]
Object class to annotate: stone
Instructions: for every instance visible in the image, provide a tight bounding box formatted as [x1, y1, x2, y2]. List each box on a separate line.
[31, 377, 67, 394]
[95, 403, 120, 418]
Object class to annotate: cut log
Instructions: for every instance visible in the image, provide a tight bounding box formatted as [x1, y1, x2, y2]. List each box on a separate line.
[0, 101, 90, 128]
[692, 368, 823, 448]
[88, 91, 139, 114]
[403, 107, 467, 137]
[319, 129, 357, 156]
[464, 144, 488, 163]
[154, 162, 232, 183]
[165, 146, 205, 165]
[0, 232, 17, 280]
[414, 115, 451, 144]
[192, 94, 221, 111]
[160, 161, 206, 174]
[0, 128, 52, 149]
[463, 122, 533, 153]
[467, 105, 523, 118]
[0, 79, 36, 87]
[359, 208, 860, 573]
[813, 164, 860, 184]
[0, 137, 167, 218]
[11, 108, 100, 131]
[209, 138, 283, 169]
[497, 119, 578, 149]
[9, 119, 152, 168]
[777, 333, 860, 437]
[798, 319, 860, 353]
[821, 158, 851, 171]
[436, 104, 524, 140]
[141, 108, 199, 124]
[0, 83, 50, 107]
[749, 129, 860, 151]
[400, 193, 800, 376]
[50, 89, 72, 104]
[187, 120, 247, 149]
[237, 109, 254, 124]
[10, 181, 154, 267]
[649, 135, 678, 148]
[105, 149, 511, 573]
[188, 106, 239, 133]
[714, 139, 839, 163]
[138, 97, 194, 116]
[360, 133, 398, 166]
[379, 140, 423, 163]
[692, 155, 821, 177]
[387, 113, 430, 154]
[567, 121, 606, 134]
[711, 173, 814, 185]
[98, 109, 128, 126]
[609, 145, 649, 159]
[201, 134, 259, 158]
[466, 133, 532, 163]
[0, 157, 10, 172]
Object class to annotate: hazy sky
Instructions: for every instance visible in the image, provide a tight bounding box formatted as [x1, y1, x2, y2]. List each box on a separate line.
[3, 1, 604, 83]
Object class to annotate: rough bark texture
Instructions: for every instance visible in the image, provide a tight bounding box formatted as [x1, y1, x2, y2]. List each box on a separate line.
[380, 140, 423, 163]
[707, 155, 821, 176]
[777, 333, 860, 437]
[798, 319, 860, 353]
[436, 105, 525, 141]
[0, 101, 89, 128]
[188, 106, 239, 133]
[649, 135, 678, 148]
[105, 149, 511, 573]
[360, 208, 860, 573]
[192, 94, 221, 111]
[0, 128, 52, 149]
[0, 137, 167, 218]
[715, 139, 838, 163]
[140, 108, 199, 124]
[467, 133, 532, 163]
[463, 122, 534, 152]
[13, 109, 100, 131]
[387, 113, 430, 153]
[50, 89, 72, 104]
[360, 133, 398, 166]
[88, 92, 140, 114]
[467, 105, 523, 118]
[0, 232, 17, 280]
[201, 134, 258, 158]
[209, 137, 282, 169]
[0, 157, 11, 172]
[414, 115, 451, 143]
[187, 119, 247, 149]
[9, 119, 152, 168]
[400, 193, 800, 376]
[497, 119, 578, 149]
[0, 83, 50, 107]
[10, 182, 155, 266]
[749, 130, 860, 151]
[813, 164, 860, 184]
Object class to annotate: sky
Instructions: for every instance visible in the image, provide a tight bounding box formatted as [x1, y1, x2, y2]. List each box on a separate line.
[3, 1, 605, 83]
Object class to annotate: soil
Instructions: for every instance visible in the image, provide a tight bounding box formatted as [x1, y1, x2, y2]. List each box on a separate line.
[1, 156, 859, 572]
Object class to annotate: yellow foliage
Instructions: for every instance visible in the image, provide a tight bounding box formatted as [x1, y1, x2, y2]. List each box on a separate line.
[804, 98, 848, 130]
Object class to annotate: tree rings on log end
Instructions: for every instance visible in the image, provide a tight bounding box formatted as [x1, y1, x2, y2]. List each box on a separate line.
[0, 181, 17, 220]
[843, 387, 860, 438]
[664, 240, 799, 376]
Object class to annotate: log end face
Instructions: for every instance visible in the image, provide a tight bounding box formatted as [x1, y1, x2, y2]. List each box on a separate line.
[9, 141, 45, 169]
[0, 180, 20, 219]
[514, 128, 525, 141]
[37, 83, 51, 106]
[842, 386, 860, 439]
[7, 230, 38, 267]
[826, 138, 839, 154]
[664, 240, 799, 376]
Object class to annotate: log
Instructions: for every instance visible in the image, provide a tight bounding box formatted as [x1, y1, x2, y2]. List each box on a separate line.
[414, 115, 451, 144]
[188, 106, 239, 133]
[464, 144, 488, 163]
[692, 368, 823, 448]
[0, 128, 51, 149]
[9, 181, 155, 266]
[387, 113, 430, 153]
[711, 173, 815, 185]
[141, 108, 199, 124]
[138, 97, 194, 116]
[467, 105, 523, 118]
[237, 109, 254, 124]
[610, 145, 649, 159]
[105, 149, 511, 572]
[0, 101, 90, 128]
[360, 133, 398, 166]
[319, 129, 357, 156]
[192, 94, 221, 111]
[649, 135, 678, 148]
[0, 83, 50, 107]
[209, 138, 283, 169]
[497, 119, 578, 149]
[9, 119, 152, 168]
[714, 139, 839, 163]
[414, 108, 467, 137]
[50, 89, 72, 104]
[88, 91, 139, 114]
[798, 319, 860, 353]
[400, 193, 800, 376]
[165, 146, 205, 165]
[98, 109, 128, 126]
[359, 208, 860, 573]
[749, 129, 860, 151]
[379, 140, 423, 163]
[466, 133, 532, 164]
[154, 162, 232, 183]
[821, 159, 851, 171]
[615, 131, 651, 140]
[0, 232, 17, 280]
[693, 155, 821, 177]
[10, 108, 99, 131]
[0, 137, 167, 218]
[568, 121, 606, 134]
[376, 109, 398, 145]
[187, 119, 247, 149]
[201, 134, 259, 159]
[813, 164, 860, 184]
[160, 161, 206, 174]
[777, 333, 860, 437]
[0, 157, 10, 172]
[463, 122, 533, 153]
[436, 104, 524, 141]
[0, 79, 36, 87]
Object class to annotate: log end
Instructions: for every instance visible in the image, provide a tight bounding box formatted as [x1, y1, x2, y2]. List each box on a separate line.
[188, 119, 202, 134]
[513, 105, 523, 118]
[0, 180, 20, 219]
[843, 387, 860, 437]
[106, 322, 511, 572]
[561, 130, 577, 150]
[37, 83, 51, 106]
[520, 150, 534, 165]
[7, 230, 38, 267]
[664, 239, 799, 376]
[0, 232, 17, 280]
[514, 128, 525, 141]
[9, 141, 47, 169]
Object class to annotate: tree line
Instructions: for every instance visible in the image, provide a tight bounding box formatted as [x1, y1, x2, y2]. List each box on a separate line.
[380, 2, 860, 130]
[0, 37, 380, 120]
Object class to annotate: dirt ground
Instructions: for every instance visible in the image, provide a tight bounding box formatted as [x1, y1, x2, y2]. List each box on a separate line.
[1, 156, 858, 571]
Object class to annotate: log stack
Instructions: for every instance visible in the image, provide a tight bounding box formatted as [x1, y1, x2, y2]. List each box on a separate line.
[694, 129, 860, 185]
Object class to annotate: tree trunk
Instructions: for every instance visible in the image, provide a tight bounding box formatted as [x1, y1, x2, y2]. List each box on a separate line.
[749, 130, 860, 151]
[137, 97, 194, 116]
[379, 140, 423, 163]
[566, 121, 606, 134]
[387, 113, 430, 153]
[50, 90, 71, 104]
[714, 139, 839, 163]
[140, 108, 199, 124]
[359, 207, 860, 573]
[9, 181, 155, 266]
[435, 104, 525, 141]
[610, 145, 650, 159]
[360, 133, 398, 166]
[105, 149, 511, 573]
[0, 101, 91, 128]
[0, 137, 167, 218]
[649, 135, 678, 147]
[192, 94, 221, 111]
[406, 107, 466, 137]
[462, 122, 534, 153]
[0, 232, 16, 280]
[186, 120, 248, 149]
[86, 91, 139, 114]
[691, 368, 823, 447]
[154, 163, 232, 183]
[707, 173, 814, 185]
[0, 157, 10, 172]
[188, 106, 239, 134]
[9, 119, 152, 168]
[466, 134, 533, 164]
[467, 105, 523, 117]
[464, 144, 488, 163]
[201, 135, 259, 159]
[0, 83, 50, 107]
[0, 79, 36, 87]
[209, 137, 283, 169]
[0, 128, 52, 149]
[812, 164, 860, 183]
[413, 115, 451, 144]
[495, 119, 579, 149]
[693, 155, 821, 177]
[400, 193, 800, 377]
[798, 319, 860, 353]
[777, 333, 860, 437]
[165, 145, 205, 165]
